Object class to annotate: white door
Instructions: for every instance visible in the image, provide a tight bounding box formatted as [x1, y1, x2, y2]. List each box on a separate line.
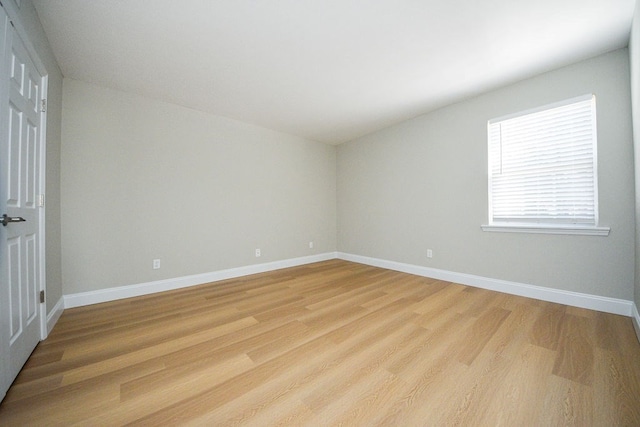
[0, 3, 44, 400]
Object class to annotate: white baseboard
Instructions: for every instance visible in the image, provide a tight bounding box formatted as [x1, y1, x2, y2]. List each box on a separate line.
[64, 252, 338, 309]
[62, 250, 635, 322]
[632, 303, 640, 343]
[46, 297, 64, 336]
[337, 252, 634, 317]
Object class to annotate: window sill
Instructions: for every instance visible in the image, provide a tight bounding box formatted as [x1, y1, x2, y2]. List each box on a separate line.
[481, 224, 610, 236]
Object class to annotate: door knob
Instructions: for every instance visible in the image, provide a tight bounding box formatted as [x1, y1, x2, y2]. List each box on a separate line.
[1, 214, 26, 227]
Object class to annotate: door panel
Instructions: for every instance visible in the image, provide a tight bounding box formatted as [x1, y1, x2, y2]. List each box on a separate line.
[0, 4, 11, 400]
[0, 4, 43, 400]
[7, 237, 20, 339]
[6, 25, 41, 374]
[8, 105, 19, 204]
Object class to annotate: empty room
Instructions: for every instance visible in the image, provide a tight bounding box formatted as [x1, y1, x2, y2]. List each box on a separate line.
[1, 0, 640, 425]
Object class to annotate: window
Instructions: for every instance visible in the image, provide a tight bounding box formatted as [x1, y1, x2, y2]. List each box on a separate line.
[482, 94, 609, 235]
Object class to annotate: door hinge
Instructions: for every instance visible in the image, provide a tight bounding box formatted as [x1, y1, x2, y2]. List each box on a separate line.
[38, 193, 45, 207]
[41, 98, 46, 113]
[40, 290, 45, 303]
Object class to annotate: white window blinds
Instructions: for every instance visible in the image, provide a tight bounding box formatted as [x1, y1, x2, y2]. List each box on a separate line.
[487, 95, 598, 226]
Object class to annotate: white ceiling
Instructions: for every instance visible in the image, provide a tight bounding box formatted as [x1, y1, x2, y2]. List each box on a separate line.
[32, 0, 635, 145]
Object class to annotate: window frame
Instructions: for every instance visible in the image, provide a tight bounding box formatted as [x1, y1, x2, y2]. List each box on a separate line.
[481, 94, 610, 236]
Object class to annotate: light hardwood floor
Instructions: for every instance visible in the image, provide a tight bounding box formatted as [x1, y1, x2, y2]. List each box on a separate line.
[1, 260, 639, 426]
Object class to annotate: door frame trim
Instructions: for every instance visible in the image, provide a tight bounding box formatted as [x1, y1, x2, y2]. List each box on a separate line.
[38, 75, 48, 340]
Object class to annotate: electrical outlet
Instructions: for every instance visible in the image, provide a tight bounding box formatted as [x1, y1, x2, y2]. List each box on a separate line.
[309, 241, 314, 249]
[427, 249, 433, 259]
[153, 259, 161, 269]
[255, 248, 261, 257]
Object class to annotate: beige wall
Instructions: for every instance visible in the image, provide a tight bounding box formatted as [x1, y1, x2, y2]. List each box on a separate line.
[337, 49, 634, 300]
[61, 79, 337, 294]
[631, 0, 640, 312]
[18, 0, 63, 314]
[55, 21, 638, 306]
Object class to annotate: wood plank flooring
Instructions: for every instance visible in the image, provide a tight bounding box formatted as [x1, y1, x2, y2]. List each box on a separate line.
[1, 259, 639, 425]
